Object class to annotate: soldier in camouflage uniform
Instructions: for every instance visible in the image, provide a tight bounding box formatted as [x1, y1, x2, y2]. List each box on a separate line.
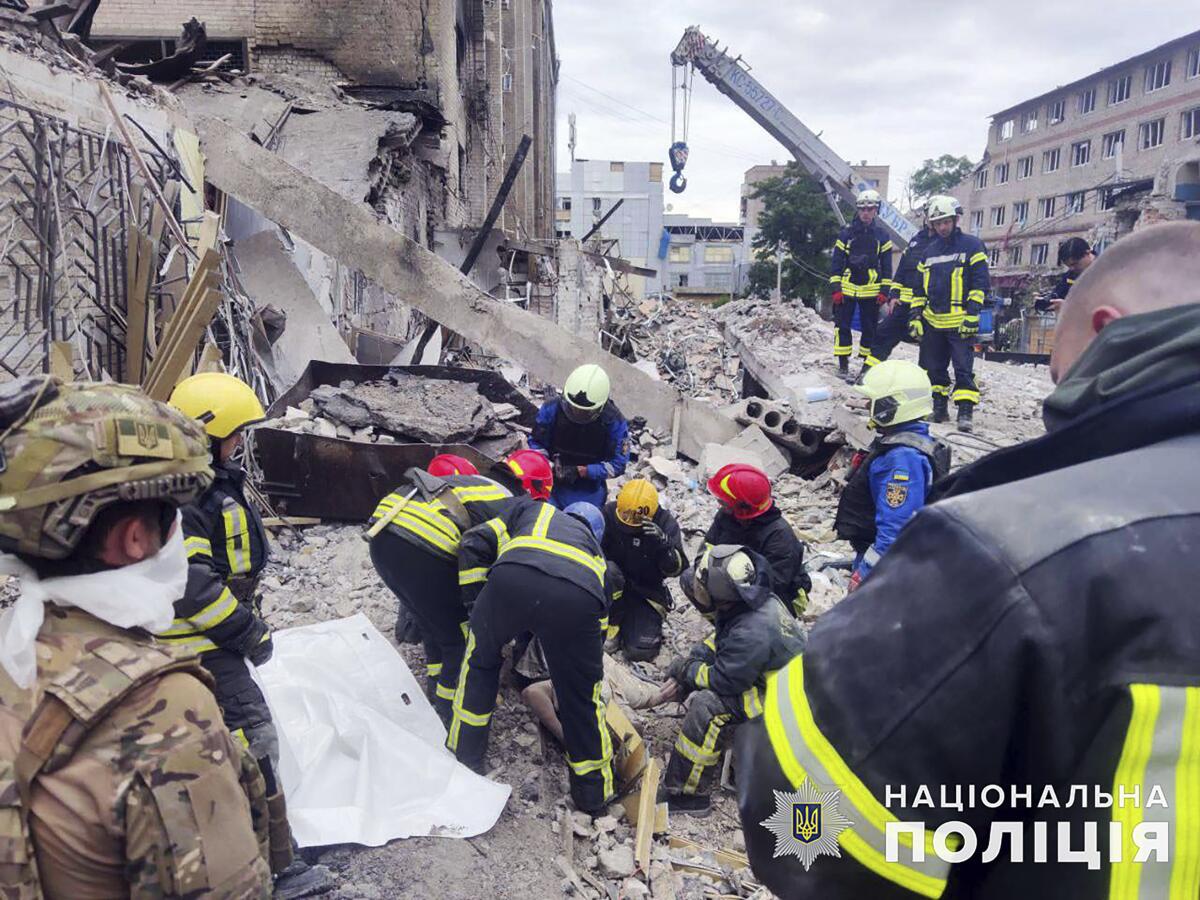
[0, 376, 272, 898]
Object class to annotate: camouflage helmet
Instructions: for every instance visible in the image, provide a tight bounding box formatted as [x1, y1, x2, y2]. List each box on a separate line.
[0, 376, 213, 560]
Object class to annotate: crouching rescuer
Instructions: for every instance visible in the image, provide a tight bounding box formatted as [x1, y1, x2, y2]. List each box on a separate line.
[167, 373, 330, 898]
[448, 451, 617, 814]
[654, 545, 806, 816]
[834, 360, 949, 590]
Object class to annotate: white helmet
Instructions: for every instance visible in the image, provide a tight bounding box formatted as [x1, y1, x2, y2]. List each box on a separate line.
[926, 195, 960, 222]
[856, 189, 882, 209]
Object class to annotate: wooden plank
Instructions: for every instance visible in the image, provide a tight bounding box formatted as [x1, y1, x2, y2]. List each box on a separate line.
[146, 248, 219, 384]
[124, 231, 153, 383]
[261, 516, 322, 528]
[634, 757, 661, 872]
[606, 699, 648, 789]
[196, 210, 221, 256]
[195, 342, 223, 374]
[48, 341, 73, 380]
[143, 254, 222, 400]
[667, 836, 750, 871]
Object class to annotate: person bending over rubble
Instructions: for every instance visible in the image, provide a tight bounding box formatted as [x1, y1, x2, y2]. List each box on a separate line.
[366, 453, 513, 724]
[448, 464, 617, 814]
[682, 464, 810, 617]
[168, 373, 331, 899]
[652, 545, 806, 817]
[529, 363, 629, 510]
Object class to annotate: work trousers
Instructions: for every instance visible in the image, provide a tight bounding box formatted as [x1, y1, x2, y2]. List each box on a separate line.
[865, 303, 910, 367]
[370, 530, 466, 724]
[609, 583, 669, 663]
[664, 689, 758, 797]
[918, 325, 980, 406]
[833, 297, 879, 359]
[448, 563, 614, 813]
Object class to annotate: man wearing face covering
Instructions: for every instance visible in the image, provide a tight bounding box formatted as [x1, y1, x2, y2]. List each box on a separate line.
[167, 373, 331, 899]
[0, 377, 272, 897]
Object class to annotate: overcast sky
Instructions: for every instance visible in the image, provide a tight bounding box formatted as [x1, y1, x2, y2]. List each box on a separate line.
[553, 3, 1197, 221]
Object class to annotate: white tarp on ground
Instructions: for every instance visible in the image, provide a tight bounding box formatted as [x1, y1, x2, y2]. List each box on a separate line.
[254, 613, 510, 847]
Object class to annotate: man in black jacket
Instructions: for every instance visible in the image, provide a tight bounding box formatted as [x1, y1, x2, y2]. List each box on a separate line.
[736, 221, 1200, 898]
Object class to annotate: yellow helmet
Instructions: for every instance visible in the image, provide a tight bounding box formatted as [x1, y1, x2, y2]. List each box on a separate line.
[170, 373, 265, 439]
[855, 360, 933, 428]
[615, 478, 659, 527]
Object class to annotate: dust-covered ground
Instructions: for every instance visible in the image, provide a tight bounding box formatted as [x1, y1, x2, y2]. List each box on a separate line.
[257, 297, 1054, 899]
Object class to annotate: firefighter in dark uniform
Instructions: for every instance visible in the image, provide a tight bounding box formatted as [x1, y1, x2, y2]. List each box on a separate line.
[830, 189, 894, 380]
[1036, 236, 1096, 311]
[683, 464, 810, 617]
[736, 222, 1200, 898]
[833, 361, 949, 591]
[448, 453, 617, 814]
[367, 453, 513, 724]
[530, 363, 630, 509]
[601, 478, 687, 662]
[865, 200, 940, 369]
[653, 545, 806, 817]
[168, 372, 330, 899]
[914, 194, 990, 433]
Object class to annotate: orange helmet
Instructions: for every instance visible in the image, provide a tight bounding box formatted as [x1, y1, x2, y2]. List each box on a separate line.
[706, 463, 773, 521]
[506, 449, 553, 501]
[428, 453, 478, 477]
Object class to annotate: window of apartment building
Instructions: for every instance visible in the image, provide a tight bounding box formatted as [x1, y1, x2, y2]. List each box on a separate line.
[999, 119, 1015, 141]
[1067, 191, 1086, 214]
[989, 247, 1002, 266]
[975, 169, 989, 190]
[1031, 243, 1050, 265]
[1183, 107, 1200, 141]
[1043, 148, 1061, 173]
[1103, 129, 1126, 159]
[1013, 200, 1029, 224]
[1099, 189, 1118, 211]
[1021, 110, 1039, 133]
[1139, 118, 1166, 150]
[1048, 99, 1066, 124]
[992, 205, 1006, 227]
[1071, 140, 1092, 167]
[591, 197, 602, 213]
[703, 245, 735, 264]
[1038, 196, 1057, 220]
[705, 272, 733, 290]
[668, 245, 691, 263]
[1189, 48, 1200, 80]
[556, 230, 571, 240]
[558, 197, 572, 211]
[1008, 245, 1023, 266]
[1017, 155, 1034, 179]
[1144, 60, 1171, 93]
[1108, 74, 1132, 105]
[971, 210, 984, 232]
[995, 162, 1010, 184]
[502, 73, 513, 93]
[672, 273, 689, 288]
[1078, 87, 1097, 115]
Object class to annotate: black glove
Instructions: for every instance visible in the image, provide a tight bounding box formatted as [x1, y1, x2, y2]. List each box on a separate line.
[553, 459, 578, 485]
[248, 635, 274, 666]
[641, 520, 667, 547]
[665, 657, 690, 685]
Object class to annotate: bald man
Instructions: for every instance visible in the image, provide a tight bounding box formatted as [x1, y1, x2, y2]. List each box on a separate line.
[736, 221, 1200, 898]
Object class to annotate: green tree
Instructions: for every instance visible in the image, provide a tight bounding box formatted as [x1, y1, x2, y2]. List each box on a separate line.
[907, 154, 975, 206]
[742, 163, 843, 307]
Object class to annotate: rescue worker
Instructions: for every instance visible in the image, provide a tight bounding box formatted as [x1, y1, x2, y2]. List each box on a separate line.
[167, 372, 330, 898]
[1036, 236, 1096, 311]
[529, 364, 630, 509]
[449, 455, 616, 814]
[737, 221, 1200, 897]
[683, 464, 810, 617]
[367, 452, 512, 723]
[913, 194, 990, 433]
[0, 377, 272, 898]
[864, 199, 940, 369]
[830, 189, 894, 380]
[654, 546, 806, 817]
[601, 479, 687, 661]
[833, 361, 949, 590]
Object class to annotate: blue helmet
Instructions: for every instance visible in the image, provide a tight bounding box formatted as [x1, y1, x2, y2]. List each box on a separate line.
[564, 502, 605, 544]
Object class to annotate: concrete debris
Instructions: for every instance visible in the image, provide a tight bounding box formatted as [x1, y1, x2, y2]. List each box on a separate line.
[725, 424, 791, 478]
[597, 845, 636, 879]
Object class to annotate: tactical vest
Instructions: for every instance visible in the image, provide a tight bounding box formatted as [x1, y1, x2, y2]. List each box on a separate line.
[548, 403, 617, 468]
[834, 432, 951, 552]
[0, 632, 221, 897]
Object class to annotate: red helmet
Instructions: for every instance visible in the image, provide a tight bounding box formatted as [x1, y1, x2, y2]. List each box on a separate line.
[506, 449, 553, 501]
[707, 463, 773, 521]
[428, 453, 478, 477]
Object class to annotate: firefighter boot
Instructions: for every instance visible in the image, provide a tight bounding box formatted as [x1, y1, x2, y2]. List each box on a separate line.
[838, 357, 850, 379]
[932, 395, 949, 423]
[956, 403, 975, 434]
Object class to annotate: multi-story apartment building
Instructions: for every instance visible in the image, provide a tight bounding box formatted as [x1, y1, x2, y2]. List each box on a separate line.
[961, 28, 1200, 280]
[662, 215, 745, 299]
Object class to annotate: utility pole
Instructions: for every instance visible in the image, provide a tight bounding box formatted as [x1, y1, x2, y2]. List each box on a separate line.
[774, 243, 783, 303]
[568, 112, 577, 164]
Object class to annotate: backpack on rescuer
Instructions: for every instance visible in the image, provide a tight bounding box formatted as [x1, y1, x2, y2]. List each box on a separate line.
[833, 432, 951, 553]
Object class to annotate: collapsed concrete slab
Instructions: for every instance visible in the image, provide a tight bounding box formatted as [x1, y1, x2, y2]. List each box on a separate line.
[196, 114, 731, 443]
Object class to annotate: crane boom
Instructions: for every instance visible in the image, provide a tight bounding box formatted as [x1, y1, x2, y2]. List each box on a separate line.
[672, 26, 917, 246]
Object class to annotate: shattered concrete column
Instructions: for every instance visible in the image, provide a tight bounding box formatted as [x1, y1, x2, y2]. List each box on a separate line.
[554, 239, 602, 342]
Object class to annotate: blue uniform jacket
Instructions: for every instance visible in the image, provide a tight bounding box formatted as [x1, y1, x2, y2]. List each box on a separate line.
[529, 398, 629, 509]
[854, 422, 933, 580]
